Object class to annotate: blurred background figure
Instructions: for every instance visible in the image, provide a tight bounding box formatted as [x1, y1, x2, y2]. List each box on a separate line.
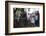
[30, 13, 35, 27]
[35, 11, 39, 26]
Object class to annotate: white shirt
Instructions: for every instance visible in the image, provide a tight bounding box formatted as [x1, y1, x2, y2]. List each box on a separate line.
[31, 17, 35, 23]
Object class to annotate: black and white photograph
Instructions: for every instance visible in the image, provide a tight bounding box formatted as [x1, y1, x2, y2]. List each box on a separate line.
[14, 8, 40, 28]
[5, 1, 45, 35]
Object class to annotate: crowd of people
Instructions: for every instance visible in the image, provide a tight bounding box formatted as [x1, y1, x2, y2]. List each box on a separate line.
[14, 8, 40, 28]
[27, 11, 39, 27]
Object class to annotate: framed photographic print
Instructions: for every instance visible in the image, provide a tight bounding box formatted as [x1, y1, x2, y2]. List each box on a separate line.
[5, 1, 45, 35]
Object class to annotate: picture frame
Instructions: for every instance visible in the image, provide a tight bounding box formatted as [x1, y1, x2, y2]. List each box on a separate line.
[5, 1, 45, 35]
